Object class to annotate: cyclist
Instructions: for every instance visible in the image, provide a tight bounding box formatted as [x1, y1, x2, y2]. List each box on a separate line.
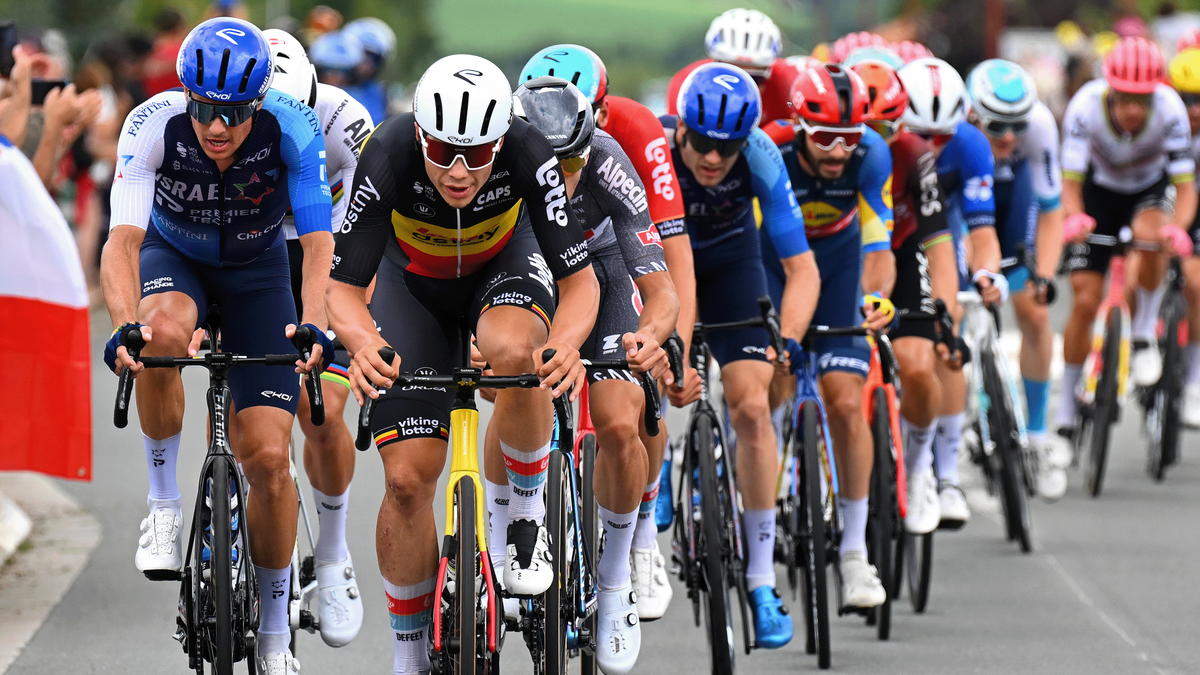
[899, 57, 1005, 532]
[830, 31, 890, 63]
[1054, 37, 1197, 437]
[263, 28, 373, 646]
[665, 8, 801, 144]
[664, 61, 818, 648]
[965, 59, 1071, 499]
[841, 45, 904, 70]
[769, 63, 894, 609]
[517, 43, 690, 620]
[308, 29, 363, 90]
[102, 18, 333, 674]
[341, 17, 395, 124]
[1168, 48, 1200, 427]
[325, 54, 600, 675]
[893, 40, 935, 64]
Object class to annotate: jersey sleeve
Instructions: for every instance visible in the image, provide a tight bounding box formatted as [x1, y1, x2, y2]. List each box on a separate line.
[745, 126, 809, 258]
[956, 124, 996, 231]
[267, 93, 333, 237]
[109, 92, 178, 231]
[857, 130, 894, 253]
[1026, 102, 1062, 212]
[1060, 88, 1092, 182]
[908, 137, 951, 248]
[763, 119, 796, 146]
[329, 128, 397, 287]
[322, 86, 375, 236]
[588, 136, 667, 279]
[606, 98, 686, 234]
[514, 124, 591, 279]
[1162, 88, 1196, 183]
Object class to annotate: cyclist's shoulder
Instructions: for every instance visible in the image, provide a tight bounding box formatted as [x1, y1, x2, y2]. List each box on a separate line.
[603, 96, 665, 146]
[260, 90, 323, 143]
[946, 122, 993, 169]
[314, 83, 372, 126]
[857, 128, 891, 173]
[121, 89, 187, 139]
[1064, 79, 1108, 114]
[744, 125, 786, 177]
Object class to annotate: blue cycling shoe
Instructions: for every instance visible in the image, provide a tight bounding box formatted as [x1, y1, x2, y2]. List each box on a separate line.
[748, 586, 793, 649]
[654, 460, 673, 532]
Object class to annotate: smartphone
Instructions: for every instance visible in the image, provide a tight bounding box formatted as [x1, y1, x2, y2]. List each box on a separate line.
[30, 79, 68, 106]
[0, 22, 17, 78]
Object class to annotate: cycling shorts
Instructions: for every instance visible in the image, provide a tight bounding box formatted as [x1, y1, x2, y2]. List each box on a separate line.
[582, 249, 642, 386]
[766, 225, 871, 378]
[694, 223, 770, 368]
[1061, 173, 1175, 275]
[888, 234, 937, 343]
[367, 224, 556, 447]
[140, 223, 300, 415]
[286, 239, 352, 389]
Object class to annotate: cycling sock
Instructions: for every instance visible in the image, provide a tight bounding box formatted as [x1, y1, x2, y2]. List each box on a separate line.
[771, 404, 787, 458]
[1056, 364, 1084, 429]
[1187, 344, 1200, 387]
[597, 505, 637, 590]
[934, 413, 965, 485]
[384, 576, 435, 675]
[838, 497, 868, 557]
[254, 565, 291, 656]
[501, 439, 549, 522]
[485, 478, 511, 573]
[632, 481, 659, 551]
[144, 432, 182, 505]
[312, 484, 350, 566]
[902, 417, 935, 476]
[1132, 286, 1165, 341]
[1023, 378, 1051, 435]
[743, 508, 776, 591]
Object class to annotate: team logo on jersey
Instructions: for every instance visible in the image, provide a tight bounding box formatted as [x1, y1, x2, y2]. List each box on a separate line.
[176, 142, 187, 157]
[233, 173, 275, 205]
[413, 203, 436, 218]
[535, 157, 569, 226]
[636, 225, 662, 248]
[644, 137, 676, 202]
[963, 175, 993, 203]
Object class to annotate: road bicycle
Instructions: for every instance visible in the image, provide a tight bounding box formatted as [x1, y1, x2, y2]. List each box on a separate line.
[113, 320, 324, 675]
[1139, 252, 1188, 482]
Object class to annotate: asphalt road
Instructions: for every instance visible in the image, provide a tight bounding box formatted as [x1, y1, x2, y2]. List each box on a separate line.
[6, 309, 1199, 675]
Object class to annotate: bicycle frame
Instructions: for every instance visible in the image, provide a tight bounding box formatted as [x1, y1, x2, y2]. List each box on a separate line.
[783, 348, 840, 517]
[1078, 254, 1132, 407]
[861, 339, 906, 519]
[960, 291, 1030, 454]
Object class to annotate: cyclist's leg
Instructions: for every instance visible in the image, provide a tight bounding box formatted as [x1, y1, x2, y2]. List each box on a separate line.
[1128, 178, 1176, 384]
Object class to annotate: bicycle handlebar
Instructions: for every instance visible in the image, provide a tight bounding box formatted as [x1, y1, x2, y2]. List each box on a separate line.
[579, 357, 663, 437]
[693, 295, 786, 365]
[664, 332, 685, 389]
[291, 326, 325, 427]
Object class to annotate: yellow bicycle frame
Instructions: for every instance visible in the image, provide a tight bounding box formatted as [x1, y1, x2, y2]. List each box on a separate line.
[445, 406, 490, 555]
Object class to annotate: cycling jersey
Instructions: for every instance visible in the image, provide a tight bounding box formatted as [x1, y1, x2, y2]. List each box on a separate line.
[1061, 79, 1195, 194]
[343, 79, 389, 125]
[284, 83, 374, 240]
[110, 89, 333, 267]
[600, 96, 686, 236]
[993, 158, 1037, 284]
[330, 113, 590, 285]
[937, 121, 996, 232]
[889, 131, 950, 343]
[665, 58, 801, 132]
[1004, 101, 1062, 212]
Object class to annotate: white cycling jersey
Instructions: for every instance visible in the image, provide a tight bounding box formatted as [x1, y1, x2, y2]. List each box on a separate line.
[1006, 101, 1061, 212]
[1061, 79, 1195, 194]
[283, 83, 374, 239]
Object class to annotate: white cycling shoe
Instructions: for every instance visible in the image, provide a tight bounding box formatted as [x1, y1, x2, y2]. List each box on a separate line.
[596, 584, 641, 675]
[136, 501, 183, 579]
[904, 468, 940, 534]
[502, 519, 553, 596]
[1132, 343, 1163, 387]
[839, 551, 886, 608]
[937, 481, 970, 529]
[1183, 384, 1200, 429]
[257, 650, 301, 675]
[630, 541, 672, 621]
[1033, 436, 1069, 502]
[315, 555, 363, 647]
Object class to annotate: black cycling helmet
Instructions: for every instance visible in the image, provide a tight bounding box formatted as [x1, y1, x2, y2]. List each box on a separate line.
[513, 76, 594, 160]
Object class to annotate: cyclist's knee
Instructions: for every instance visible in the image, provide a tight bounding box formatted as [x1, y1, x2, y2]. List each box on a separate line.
[140, 301, 195, 353]
[1069, 276, 1103, 318]
[825, 388, 864, 429]
[479, 332, 541, 375]
[594, 410, 642, 461]
[383, 464, 437, 514]
[239, 443, 290, 496]
[728, 394, 771, 438]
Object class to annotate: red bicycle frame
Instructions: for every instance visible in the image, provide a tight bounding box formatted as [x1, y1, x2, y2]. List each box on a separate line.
[862, 340, 907, 518]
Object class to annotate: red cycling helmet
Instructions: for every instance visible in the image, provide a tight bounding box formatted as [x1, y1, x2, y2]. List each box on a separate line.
[1104, 36, 1165, 94]
[893, 40, 934, 64]
[831, 31, 889, 64]
[852, 60, 907, 121]
[791, 64, 872, 125]
[1178, 28, 1200, 54]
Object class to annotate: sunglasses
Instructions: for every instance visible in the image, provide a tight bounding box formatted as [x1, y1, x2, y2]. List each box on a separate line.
[798, 120, 865, 151]
[187, 95, 260, 127]
[867, 119, 899, 141]
[917, 131, 955, 149]
[685, 129, 746, 158]
[420, 134, 500, 171]
[980, 118, 1028, 138]
[1181, 93, 1200, 107]
[560, 147, 590, 175]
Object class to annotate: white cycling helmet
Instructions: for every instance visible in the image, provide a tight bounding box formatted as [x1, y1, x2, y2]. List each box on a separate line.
[705, 8, 782, 77]
[263, 29, 317, 108]
[898, 57, 967, 134]
[413, 54, 513, 146]
[965, 59, 1037, 123]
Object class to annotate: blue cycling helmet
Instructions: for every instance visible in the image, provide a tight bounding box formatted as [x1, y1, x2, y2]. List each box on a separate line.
[176, 18, 274, 103]
[343, 18, 396, 60]
[677, 62, 761, 139]
[309, 30, 364, 71]
[519, 44, 608, 107]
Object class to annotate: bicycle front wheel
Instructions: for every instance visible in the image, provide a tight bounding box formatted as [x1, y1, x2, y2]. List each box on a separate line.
[578, 435, 599, 675]
[697, 414, 736, 675]
[543, 450, 570, 675]
[867, 389, 896, 639]
[209, 457, 235, 675]
[904, 532, 933, 613]
[1087, 309, 1122, 498]
[1150, 295, 1185, 480]
[797, 402, 831, 669]
[982, 351, 1033, 553]
[455, 477, 480, 675]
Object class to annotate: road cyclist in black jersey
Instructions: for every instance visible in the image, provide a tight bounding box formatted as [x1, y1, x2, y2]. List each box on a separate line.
[325, 54, 602, 675]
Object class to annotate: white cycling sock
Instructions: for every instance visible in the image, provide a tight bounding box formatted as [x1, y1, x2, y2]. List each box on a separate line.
[1187, 344, 1200, 388]
[255, 565, 291, 657]
[838, 497, 868, 557]
[632, 481, 659, 551]
[1132, 286, 1165, 342]
[501, 440, 549, 522]
[485, 478, 510, 573]
[596, 505, 637, 590]
[934, 413, 965, 485]
[144, 433, 182, 506]
[743, 508, 776, 591]
[902, 416, 935, 476]
[312, 485, 350, 566]
[384, 576, 435, 675]
[1056, 364, 1084, 429]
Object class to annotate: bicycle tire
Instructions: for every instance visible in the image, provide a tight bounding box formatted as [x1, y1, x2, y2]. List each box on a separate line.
[982, 351, 1033, 553]
[1150, 295, 1185, 480]
[210, 458, 236, 675]
[797, 402, 831, 669]
[904, 532, 933, 613]
[1087, 309, 1122, 498]
[544, 451, 570, 675]
[868, 389, 895, 640]
[696, 414, 736, 675]
[579, 434, 599, 675]
[455, 477, 481, 675]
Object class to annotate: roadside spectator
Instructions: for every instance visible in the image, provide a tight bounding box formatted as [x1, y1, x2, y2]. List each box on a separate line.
[141, 8, 186, 98]
[302, 5, 342, 45]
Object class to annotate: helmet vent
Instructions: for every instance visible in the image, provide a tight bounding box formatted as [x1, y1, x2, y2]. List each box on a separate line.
[459, 92, 470, 135]
[570, 72, 581, 86]
[837, 88, 852, 123]
[696, 95, 706, 126]
[433, 93, 444, 131]
[547, 68, 555, 77]
[931, 95, 941, 122]
[733, 102, 749, 132]
[480, 99, 497, 137]
[238, 58, 257, 95]
[217, 49, 231, 90]
[806, 101, 821, 114]
[716, 94, 728, 129]
[194, 50, 205, 86]
[867, 86, 878, 104]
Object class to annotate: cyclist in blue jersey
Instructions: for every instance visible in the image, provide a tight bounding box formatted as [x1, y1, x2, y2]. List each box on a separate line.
[663, 62, 819, 648]
[966, 59, 1071, 500]
[899, 58, 1004, 533]
[341, 17, 394, 124]
[101, 18, 333, 674]
[766, 64, 894, 609]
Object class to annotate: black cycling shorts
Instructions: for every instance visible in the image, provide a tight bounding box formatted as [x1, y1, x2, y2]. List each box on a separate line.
[581, 249, 642, 386]
[368, 224, 557, 447]
[1061, 173, 1175, 275]
[889, 235, 937, 343]
[286, 238, 352, 388]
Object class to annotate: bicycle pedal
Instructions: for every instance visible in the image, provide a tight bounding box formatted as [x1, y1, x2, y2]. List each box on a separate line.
[936, 519, 966, 531]
[144, 569, 183, 582]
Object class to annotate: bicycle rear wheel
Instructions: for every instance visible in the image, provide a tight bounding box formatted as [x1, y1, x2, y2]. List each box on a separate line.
[796, 402, 831, 669]
[578, 435, 599, 675]
[1087, 309, 1122, 498]
[209, 457, 236, 675]
[543, 450, 570, 675]
[982, 351, 1033, 553]
[696, 414, 736, 675]
[904, 532, 933, 613]
[1149, 295, 1185, 481]
[867, 389, 896, 640]
[455, 477, 481, 675]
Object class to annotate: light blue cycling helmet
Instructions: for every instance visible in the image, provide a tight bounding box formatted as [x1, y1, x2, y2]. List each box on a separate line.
[677, 62, 761, 139]
[343, 18, 396, 60]
[176, 17, 274, 102]
[841, 45, 904, 70]
[308, 30, 364, 71]
[519, 44, 608, 107]
[966, 59, 1037, 123]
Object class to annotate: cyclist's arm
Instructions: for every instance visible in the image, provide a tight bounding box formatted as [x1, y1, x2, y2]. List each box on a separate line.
[1027, 103, 1065, 279]
[662, 233, 696, 355]
[633, 270, 680, 348]
[1165, 93, 1198, 230]
[1061, 176, 1085, 218]
[779, 251, 820, 341]
[858, 131, 896, 297]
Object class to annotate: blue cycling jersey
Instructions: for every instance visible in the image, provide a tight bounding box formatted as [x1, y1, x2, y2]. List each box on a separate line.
[110, 89, 332, 267]
[994, 156, 1037, 266]
[937, 121, 996, 232]
[343, 80, 388, 125]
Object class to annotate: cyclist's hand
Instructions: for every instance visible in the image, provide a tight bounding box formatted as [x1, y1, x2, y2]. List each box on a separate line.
[537, 341, 583, 401]
[973, 270, 1008, 307]
[623, 332, 672, 384]
[935, 337, 964, 370]
[1161, 223, 1194, 258]
[104, 323, 149, 376]
[765, 337, 802, 376]
[187, 327, 206, 356]
[350, 342, 398, 406]
[285, 323, 332, 374]
[861, 293, 896, 332]
[470, 338, 499, 402]
[1063, 212, 1096, 244]
[667, 366, 703, 407]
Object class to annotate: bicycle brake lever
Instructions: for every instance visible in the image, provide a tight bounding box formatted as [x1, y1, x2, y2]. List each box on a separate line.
[356, 346, 396, 451]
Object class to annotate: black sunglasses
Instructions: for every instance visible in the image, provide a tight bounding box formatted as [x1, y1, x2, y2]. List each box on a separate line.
[1181, 93, 1200, 107]
[187, 95, 260, 127]
[982, 118, 1029, 138]
[685, 129, 746, 157]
